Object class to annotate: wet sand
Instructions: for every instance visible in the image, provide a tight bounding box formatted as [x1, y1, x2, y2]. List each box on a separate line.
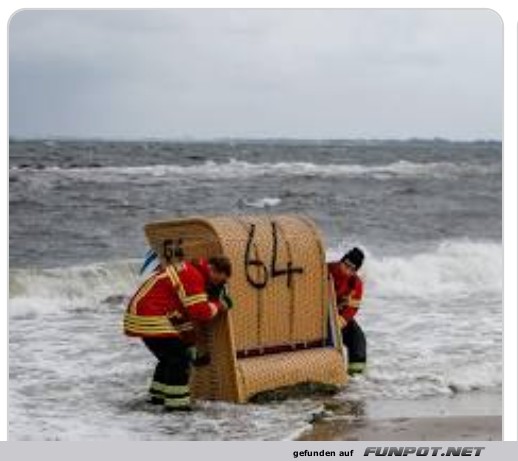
[297, 415, 502, 441]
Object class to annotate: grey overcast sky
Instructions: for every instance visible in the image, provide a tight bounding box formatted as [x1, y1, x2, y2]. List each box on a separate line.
[9, 9, 502, 140]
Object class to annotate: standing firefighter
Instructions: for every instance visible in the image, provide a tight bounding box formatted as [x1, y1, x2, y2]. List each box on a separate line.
[124, 255, 232, 411]
[328, 247, 367, 375]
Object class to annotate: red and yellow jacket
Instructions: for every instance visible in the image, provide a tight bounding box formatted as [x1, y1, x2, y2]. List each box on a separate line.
[123, 261, 222, 339]
[327, 262, 364, 325]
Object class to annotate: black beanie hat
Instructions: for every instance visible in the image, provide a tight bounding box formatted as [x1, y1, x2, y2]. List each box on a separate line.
[340, 247, 364, 271]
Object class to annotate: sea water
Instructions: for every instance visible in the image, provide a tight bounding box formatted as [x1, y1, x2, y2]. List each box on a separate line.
[9, 139, 502, 440]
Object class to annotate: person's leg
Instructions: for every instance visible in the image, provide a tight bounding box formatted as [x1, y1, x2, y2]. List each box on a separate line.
[160, 338, 193, 411]
[143, 337, 193, 409]
[143, 338, 168, 404]
[341, 319, 367, 374]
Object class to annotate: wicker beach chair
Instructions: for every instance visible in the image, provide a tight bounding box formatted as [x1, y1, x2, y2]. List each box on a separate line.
[144, 214, 347, 402]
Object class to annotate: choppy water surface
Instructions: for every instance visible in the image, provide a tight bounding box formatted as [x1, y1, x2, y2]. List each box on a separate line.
[9, 139, 502, 440]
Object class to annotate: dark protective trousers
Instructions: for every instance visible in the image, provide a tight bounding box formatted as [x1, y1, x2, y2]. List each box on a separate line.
[143, 337, 192, 410]
[341, 318, 367, 374]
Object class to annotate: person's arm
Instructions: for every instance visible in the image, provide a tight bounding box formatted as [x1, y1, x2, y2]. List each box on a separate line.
[218, 285, 233, 310]
[166, 264, 221, 322]
[338, 276, 363, 323]
[341, 301, 360, 322]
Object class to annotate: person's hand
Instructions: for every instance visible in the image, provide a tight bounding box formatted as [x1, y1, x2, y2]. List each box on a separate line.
[336, 296, 348, 310]
[220, 286, 233, 310]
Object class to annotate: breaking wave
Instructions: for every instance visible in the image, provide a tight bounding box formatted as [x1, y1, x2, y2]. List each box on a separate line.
[9, 260, 140, 318]
[8, 238, 502, 441]
[328, 239, 502, 300]
[10, 239, 501, 316]
[328, 239, 502, 399]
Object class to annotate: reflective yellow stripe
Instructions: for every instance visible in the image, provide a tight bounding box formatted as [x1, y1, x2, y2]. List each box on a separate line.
[184, 294, 208, 306]
[164, 396, 191, 408]
[123, 313, 193, 335]
[167, 266, 186, 298]
[124, 322, 193, 332]
[167, 265, 210, 313]
[348, 362, 366, 373]
[149, 391, 164, 399]
[124, 322, 194, 333]
[150, 381, 164, 393]
[185, 293, 208, 302]
[129, 275, 157, 314]
[151, 382, 189, 394]
[125, 324, 174, 333]
[166, 266, 187, 302]
[124, 325, 174, 335]
[125, 313, 191, 325]
[124, 314, 172, 327]
[159, 384, 189, 396]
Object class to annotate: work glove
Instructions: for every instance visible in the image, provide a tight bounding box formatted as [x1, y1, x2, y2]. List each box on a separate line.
[336, 296, 348, 310]
[220, 286, 233, 311]
[206, 283, 223, 299]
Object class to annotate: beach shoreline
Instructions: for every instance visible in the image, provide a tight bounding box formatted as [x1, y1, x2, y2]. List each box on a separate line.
[295, 390, 502, 441]
[296, 415, 502, 441]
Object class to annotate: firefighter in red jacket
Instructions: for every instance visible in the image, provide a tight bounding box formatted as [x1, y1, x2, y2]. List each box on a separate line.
[124, 255, 232, 411]
[328, 247, 366, 374]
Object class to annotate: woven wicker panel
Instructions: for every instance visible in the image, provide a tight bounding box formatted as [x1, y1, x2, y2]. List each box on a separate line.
[237, 348, 348, 402]
[210, 215, 326, 350]
[246, 215, 290, 347]
[326, 276, 346, 354]
[144, 219, 221, 264]
[209, 216, 260, 350]
[190, 313, 239, 401]
[274, 215, 326, 343]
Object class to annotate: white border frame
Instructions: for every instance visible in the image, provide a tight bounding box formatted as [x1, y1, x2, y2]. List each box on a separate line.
[2, 1, 515, 442]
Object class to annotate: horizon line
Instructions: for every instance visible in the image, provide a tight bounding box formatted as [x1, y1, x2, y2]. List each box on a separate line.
[8, 135, 502, 144]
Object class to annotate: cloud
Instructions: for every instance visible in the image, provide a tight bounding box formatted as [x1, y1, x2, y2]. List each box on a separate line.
[9, 9, 502, 140]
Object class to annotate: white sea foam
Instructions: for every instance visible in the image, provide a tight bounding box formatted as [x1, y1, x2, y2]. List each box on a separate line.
[328, 239, 502, 299]
[240, 197, 282, 208]
[9, 158, 499, 183]
[9, 240, 502, 439]
[10, 239, 501, 316]
[328, 239, 502, 401]
[9, 260, 140, 318]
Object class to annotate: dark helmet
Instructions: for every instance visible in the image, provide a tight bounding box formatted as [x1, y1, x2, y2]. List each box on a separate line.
[340, 247, 364, 271]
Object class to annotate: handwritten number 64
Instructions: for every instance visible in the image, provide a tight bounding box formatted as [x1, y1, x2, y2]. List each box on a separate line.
[244, 222, 304, 289]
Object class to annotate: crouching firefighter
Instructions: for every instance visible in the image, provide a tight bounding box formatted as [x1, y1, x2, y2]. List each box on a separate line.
[328, 247, 367, 375]
[123, 255, 232, 411]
